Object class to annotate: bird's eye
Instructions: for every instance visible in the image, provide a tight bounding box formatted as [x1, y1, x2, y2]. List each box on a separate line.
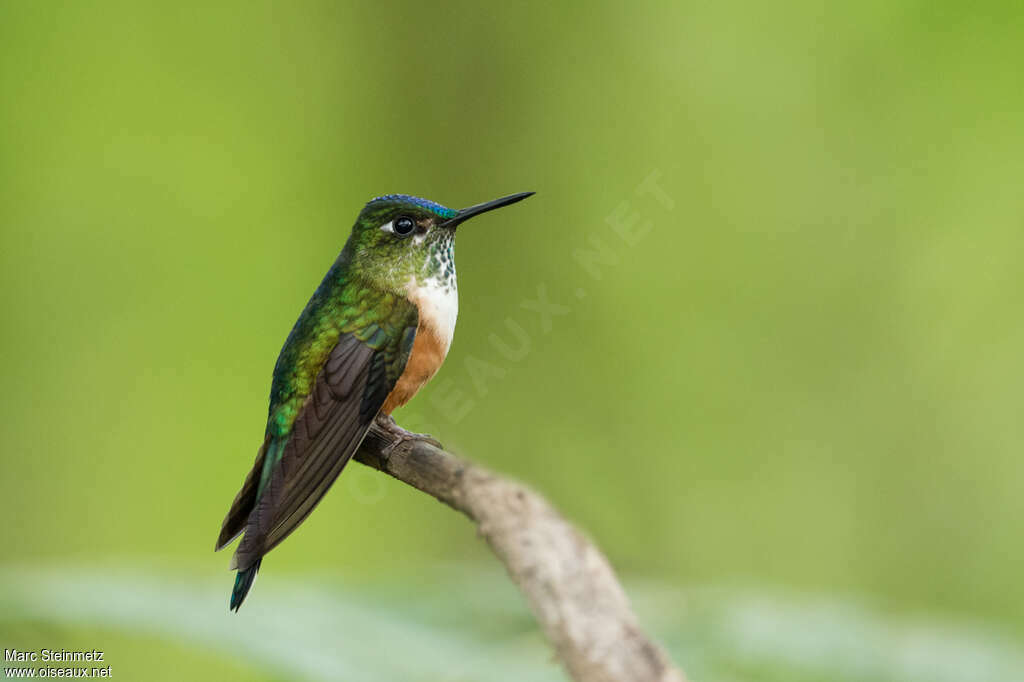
[393, 215, 416, 237]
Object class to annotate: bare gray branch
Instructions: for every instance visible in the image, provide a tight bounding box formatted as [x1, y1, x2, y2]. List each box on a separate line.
[356, 427, 687, 682]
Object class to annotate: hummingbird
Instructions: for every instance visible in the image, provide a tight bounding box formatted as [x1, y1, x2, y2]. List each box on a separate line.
[215, 191, 534, 610]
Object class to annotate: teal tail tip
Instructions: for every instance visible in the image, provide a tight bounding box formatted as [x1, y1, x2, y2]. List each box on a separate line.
[230, 559, 262, 612]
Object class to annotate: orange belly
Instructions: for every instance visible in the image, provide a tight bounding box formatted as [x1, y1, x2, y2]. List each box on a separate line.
[380, 322, 448, 414]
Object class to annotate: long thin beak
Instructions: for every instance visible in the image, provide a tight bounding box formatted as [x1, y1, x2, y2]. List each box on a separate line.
[441, 191, 534, 228]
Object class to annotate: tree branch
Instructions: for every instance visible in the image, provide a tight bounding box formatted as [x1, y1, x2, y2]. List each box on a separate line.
[355, 426, 688, 682]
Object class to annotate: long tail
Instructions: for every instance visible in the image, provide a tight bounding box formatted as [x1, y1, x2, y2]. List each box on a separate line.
[230, 558, 262, 612]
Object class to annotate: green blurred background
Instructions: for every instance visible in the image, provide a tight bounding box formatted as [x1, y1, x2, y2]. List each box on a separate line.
[2, 1, 1023, 680]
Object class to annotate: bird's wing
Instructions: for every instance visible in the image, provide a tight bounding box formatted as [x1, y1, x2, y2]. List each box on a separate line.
[224, 303, 418, 570]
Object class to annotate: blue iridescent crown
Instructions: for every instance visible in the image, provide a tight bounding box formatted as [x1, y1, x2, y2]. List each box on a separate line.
[367, 194, 458, 220]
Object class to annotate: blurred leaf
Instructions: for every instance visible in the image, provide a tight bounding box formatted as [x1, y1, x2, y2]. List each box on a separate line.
[2, 565, 1022, 681]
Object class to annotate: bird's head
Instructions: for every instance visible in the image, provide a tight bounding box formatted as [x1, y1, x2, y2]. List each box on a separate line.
[344, 192, 533, 292]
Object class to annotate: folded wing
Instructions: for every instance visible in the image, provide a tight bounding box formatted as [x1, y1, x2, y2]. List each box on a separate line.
[220, 309, 417, 571]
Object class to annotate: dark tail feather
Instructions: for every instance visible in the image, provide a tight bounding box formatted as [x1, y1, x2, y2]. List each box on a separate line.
[230, 559, 261, 612]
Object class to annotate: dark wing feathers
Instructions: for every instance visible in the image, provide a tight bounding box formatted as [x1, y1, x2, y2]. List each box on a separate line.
[224, 308, 417, 572]
[265, 379, 365, 547]
[360, 352, 392, 421]
[216, 435, 270, 551]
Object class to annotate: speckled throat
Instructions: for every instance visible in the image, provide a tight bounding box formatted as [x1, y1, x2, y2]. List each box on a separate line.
[424, 228, 457, 290]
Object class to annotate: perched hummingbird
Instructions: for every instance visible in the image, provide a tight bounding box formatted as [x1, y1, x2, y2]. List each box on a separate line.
[215, 191, 533, 610]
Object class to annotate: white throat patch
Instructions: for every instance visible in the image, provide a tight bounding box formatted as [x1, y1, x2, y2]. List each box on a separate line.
[405, 276, 459, 353]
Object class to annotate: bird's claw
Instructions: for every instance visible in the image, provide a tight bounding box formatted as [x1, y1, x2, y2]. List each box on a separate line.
[374, 414, 443, 455]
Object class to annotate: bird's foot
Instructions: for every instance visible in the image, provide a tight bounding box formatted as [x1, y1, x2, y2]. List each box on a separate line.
[374, 414, 443, 454]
